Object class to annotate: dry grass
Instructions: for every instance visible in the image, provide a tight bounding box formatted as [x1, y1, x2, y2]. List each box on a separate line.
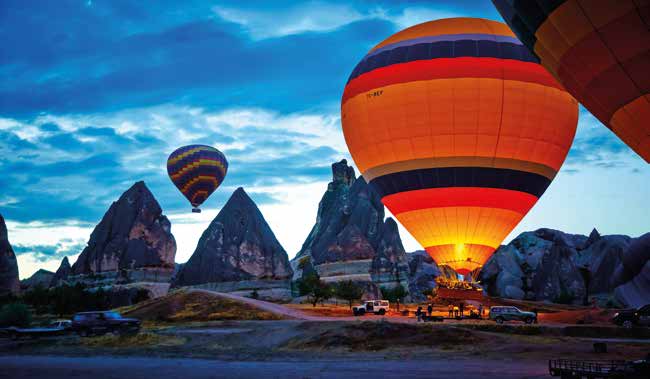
[80, 332, 186, 348]
[121, 290, 284, 322]
[284, 321, 483, 351]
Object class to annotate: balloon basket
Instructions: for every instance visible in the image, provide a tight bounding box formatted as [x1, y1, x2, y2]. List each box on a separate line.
[192, 208, 201, 213]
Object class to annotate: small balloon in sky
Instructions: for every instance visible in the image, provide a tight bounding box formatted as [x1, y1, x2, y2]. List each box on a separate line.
[167, 144, 228, 213]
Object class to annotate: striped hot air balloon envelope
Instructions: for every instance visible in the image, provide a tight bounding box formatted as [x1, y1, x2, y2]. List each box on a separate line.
[167, 145, 228, 213]
[341, 18, 579, 276]
[492, 0, 650, 163]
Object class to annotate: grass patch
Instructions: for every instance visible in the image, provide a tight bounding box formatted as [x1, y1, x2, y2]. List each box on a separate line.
[122, 290, 284, 322]
[284, 321, 483, 351]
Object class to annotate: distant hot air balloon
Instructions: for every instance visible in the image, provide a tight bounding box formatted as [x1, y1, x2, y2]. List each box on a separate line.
[167, 145, 228, 213]
[492, 0, 650, 162]
[341, 18, 579, 277]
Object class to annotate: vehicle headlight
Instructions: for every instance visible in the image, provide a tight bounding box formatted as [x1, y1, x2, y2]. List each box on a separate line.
[613, 312, 619, 318]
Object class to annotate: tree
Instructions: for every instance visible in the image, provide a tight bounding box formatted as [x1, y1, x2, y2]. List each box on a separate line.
[334, 280, 364, 309]
[297, 273, 333, 307]
[0, 303, 32, 327]
[380, 284, 408, 311]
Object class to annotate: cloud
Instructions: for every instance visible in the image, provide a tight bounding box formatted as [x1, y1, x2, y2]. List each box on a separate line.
[213, 2, 366, 39]
[564, 108, 643, 171]
[0, 104, 347, 225]
[212, 1, 463, 40]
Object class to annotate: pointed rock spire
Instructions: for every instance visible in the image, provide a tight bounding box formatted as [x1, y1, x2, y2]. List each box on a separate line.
[173, 187, 293, 287]
[71, 181, 176, 275]
[0, 214, 20, 295]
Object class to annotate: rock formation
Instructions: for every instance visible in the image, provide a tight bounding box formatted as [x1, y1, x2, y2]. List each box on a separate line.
[20, 269, 54, 291]
[50, 256, 72, 287]
[479, 228, 642, 306]
[71, 181, 176, 283]
[173, 187, 293, 301]
[612, 233, 650, 308]
[291, 160, 409, 299]
[407, 250, 441, 302]
[0, 214, 20, 296]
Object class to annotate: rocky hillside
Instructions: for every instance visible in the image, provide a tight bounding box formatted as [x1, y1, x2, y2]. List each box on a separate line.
[173, 187, 293, 301]
[479, 228, 649, 307]
[292, 160, 409, 299]
[71, 181, 176, 283]
[0, 214, 20, 295]
[20, 269, 54, 291]
[612, 233, 650, 308]
[50, 256, 72, 287]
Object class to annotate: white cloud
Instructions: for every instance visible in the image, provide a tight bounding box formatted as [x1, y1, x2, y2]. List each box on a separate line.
[213, 2, 366, 39]
[212, 2, 462, 40]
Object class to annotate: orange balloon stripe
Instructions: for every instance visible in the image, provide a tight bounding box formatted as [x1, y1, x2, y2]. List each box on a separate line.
[167, 146, 215, 165]
[342, 57, 563, 104]
[382, 187, 537, 215]
[370, 17, 516, 52]
[425, 244, 494, 273]
[343, 78, 577, 173]
[394, 206, 523, 249]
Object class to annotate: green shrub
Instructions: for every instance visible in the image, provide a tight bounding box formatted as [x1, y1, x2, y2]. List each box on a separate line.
[0, 303, 32, 327]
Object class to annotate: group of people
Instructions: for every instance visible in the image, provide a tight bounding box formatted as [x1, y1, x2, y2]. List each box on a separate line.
[447, 303, 483, 318]
[415, 304, 435, 322]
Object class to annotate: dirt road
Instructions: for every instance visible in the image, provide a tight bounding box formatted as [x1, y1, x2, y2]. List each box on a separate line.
[191, 289, 396, 322]
[0, 355, 548, 379]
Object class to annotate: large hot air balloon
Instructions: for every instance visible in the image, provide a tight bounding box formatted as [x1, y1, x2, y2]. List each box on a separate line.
[492, 0, 650, 162]
[341, 18, 578, 276]
[167, 145, 228, 213]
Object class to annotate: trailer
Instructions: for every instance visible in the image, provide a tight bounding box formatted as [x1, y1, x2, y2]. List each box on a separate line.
[1, 321, 71, 340]
[548, 358, 649, 379]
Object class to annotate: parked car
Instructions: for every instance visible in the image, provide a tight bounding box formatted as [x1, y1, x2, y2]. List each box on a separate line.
[489, 306, 536, 324]
[71, 311, 140, 337]
[2, 320, 72, 340]
[352, 300, 389, 316]
[612, 304, 650, 328]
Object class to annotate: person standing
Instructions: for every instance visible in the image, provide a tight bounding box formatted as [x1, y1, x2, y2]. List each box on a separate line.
[416, 306, 423, 322]
[459, 302, 465, 318]
[478, 304, 483, 319]
[448, 304, 453, 318]
[427, 304, 433, 317]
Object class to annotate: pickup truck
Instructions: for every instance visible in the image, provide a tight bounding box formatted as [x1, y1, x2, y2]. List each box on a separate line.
[72, 311, 140, 336]
[2, 320, 71, 340]
[612, 304, 650, 328]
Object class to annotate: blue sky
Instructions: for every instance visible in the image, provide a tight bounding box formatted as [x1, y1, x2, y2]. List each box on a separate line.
[1, 0, 648, 279]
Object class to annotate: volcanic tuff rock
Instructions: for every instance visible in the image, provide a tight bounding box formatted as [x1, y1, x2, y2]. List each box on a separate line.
[479, 228, 646, 306]
[0, 214, 20, 295]
[71, 181, 176, 280]
[292, 160, 409, 299]
[173, 187, 293, 301]
[407, 250, 441, 302]
[50, 256, 72, 287]
[20, 269, 55, 290]
[612, 233, 650, 308]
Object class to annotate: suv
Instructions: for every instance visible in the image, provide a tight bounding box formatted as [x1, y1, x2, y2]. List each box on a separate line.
[489, 306, 536, 324]
[72, 311, 141, 337]
[612, 304, 650, 328]
[352, 300, 390, 316]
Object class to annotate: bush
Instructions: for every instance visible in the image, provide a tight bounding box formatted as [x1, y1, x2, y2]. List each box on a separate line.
[553, 288, 575, 305]
[0, 303, 32, 327]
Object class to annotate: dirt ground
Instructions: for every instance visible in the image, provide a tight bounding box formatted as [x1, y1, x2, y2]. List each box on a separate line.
[1, 319, 648, 363]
